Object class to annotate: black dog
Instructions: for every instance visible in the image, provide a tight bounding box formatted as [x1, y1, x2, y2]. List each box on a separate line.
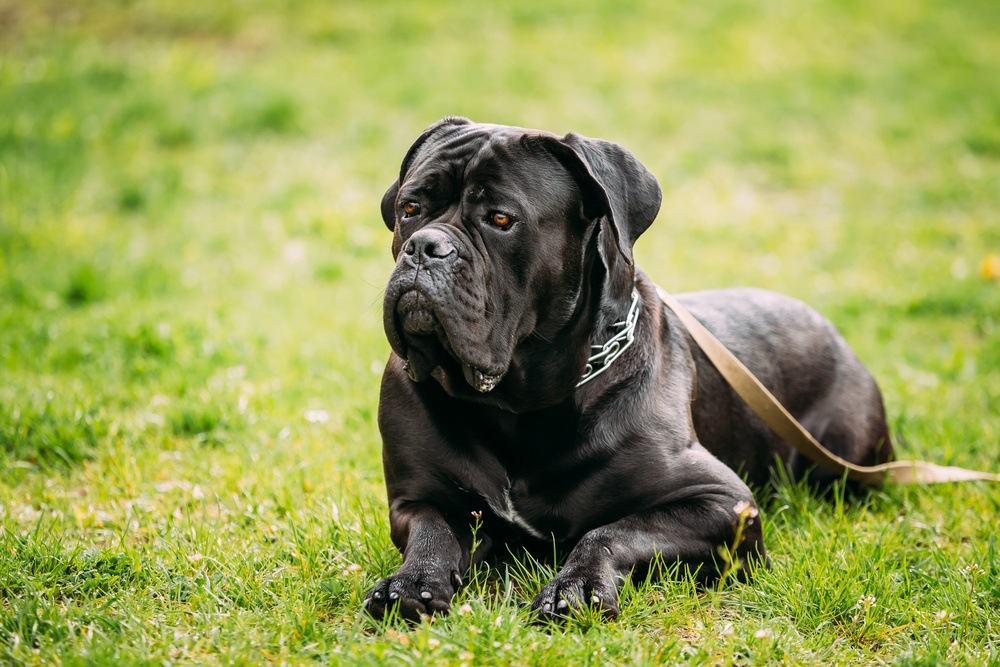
[365, 117, 893, 622]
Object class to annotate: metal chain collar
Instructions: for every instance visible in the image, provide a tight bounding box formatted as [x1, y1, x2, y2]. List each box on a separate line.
[576, 289, 641, 387]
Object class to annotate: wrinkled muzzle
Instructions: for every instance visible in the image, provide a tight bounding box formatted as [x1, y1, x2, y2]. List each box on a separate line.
[383, 229, 509, 393]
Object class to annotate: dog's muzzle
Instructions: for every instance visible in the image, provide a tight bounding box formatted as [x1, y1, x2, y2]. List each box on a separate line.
[396, 290, 438, 337]
[388, 230, 505, 393]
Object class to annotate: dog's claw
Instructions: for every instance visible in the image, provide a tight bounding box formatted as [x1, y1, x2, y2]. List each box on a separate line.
[364, 570, 458, 622]
[531, 570, 620, 623]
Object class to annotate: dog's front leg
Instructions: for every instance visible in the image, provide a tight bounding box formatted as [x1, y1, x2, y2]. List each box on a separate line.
[532, 484, 765, 621]
[364, 502, 471, 622]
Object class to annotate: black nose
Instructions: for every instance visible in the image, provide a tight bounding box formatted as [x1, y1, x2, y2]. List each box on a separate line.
[404, 229, 456, 262]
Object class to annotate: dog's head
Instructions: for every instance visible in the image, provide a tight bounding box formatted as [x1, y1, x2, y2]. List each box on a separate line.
[381, 117, 662, 402]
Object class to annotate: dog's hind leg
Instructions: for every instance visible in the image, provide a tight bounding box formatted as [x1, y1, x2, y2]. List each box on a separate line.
[791, 352, 895, 489]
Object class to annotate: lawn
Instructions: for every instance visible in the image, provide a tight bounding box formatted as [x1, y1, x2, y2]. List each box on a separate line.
[2, 0, 999, 664]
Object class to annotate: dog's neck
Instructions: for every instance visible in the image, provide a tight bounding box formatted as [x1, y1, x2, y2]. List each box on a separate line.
[574, 225, 642, 387]
[577, 289, 641, 386]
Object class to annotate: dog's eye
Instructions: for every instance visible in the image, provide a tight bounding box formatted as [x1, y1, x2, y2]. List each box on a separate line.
[401, 201, 421, 218]
[488, 211, 513, 228]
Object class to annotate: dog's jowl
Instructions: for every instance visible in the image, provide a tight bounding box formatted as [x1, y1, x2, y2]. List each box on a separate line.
[364, 117, 893, 622]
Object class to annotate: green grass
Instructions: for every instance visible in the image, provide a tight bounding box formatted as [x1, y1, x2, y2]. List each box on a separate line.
[2, 0, 999, 663]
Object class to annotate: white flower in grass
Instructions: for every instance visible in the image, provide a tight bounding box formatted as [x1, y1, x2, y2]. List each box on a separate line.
[283, 239, 308, 265]
[733, 500, 759, 519]
[304, 409, 329, 424]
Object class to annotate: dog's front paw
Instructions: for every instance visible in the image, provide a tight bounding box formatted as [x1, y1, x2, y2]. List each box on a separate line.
[363, 567, 462, 622]
[531, 568, 619, 622]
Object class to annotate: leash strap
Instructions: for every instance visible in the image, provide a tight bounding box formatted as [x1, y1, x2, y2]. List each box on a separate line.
[657, 287, 1000, 485]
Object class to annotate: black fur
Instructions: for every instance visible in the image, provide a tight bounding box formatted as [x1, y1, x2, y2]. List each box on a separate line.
[364, 119, 893, 622]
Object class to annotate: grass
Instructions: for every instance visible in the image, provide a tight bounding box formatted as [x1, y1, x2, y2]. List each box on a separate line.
[1, 0, 999, 663]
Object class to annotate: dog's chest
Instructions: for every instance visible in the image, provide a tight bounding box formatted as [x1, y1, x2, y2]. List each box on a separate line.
[462, 465, 583, 543]
[450, 451, 557, 540]
[482, 481, 547, 540]
[455, 407, 594, 542]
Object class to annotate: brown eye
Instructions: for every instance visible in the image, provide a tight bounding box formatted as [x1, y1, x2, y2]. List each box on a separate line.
[490, 212, 512, 228]
[402, 201, 421, 217]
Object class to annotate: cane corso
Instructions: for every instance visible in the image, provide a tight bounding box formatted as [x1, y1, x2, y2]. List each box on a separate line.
[365, 117, 893, 622]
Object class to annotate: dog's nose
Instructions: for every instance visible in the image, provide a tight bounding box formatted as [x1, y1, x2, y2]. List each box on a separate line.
[404, 229, 456, 262]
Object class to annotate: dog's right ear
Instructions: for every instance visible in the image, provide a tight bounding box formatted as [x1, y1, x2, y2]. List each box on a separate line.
[379, 181, 400, 231]
[380, 116, 473, 231]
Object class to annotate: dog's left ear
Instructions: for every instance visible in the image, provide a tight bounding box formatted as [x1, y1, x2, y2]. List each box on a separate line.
[538, 134, 662, 265]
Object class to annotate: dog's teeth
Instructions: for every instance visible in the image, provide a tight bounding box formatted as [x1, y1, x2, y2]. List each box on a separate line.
[462, 363, 502, 392]
[474, 370, 500, 393]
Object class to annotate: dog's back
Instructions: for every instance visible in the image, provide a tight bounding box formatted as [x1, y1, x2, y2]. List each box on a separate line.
[675, 287, 894, 487]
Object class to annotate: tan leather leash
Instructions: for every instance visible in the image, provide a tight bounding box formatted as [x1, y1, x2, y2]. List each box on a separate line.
[656, 287, 1000, 485]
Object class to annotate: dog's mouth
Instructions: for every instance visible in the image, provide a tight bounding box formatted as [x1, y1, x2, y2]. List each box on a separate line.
[397, 291, 439, 337]
[394, 290, 505, 393]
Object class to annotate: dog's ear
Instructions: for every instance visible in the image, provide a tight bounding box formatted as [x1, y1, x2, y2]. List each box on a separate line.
[538, 133, 662, 265]
[380, 181, 400, 231]
[380, 116, 473, 231]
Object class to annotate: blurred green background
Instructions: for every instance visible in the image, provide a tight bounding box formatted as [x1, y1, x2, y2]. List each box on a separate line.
[2, 1, 999, 664]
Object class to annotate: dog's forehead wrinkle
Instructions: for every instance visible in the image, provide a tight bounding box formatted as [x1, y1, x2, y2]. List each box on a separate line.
[460, 133, 503, 180]
[465, 186, 487, 203]
[411, 132, 566, 223]
[405, 126, 488, 184]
